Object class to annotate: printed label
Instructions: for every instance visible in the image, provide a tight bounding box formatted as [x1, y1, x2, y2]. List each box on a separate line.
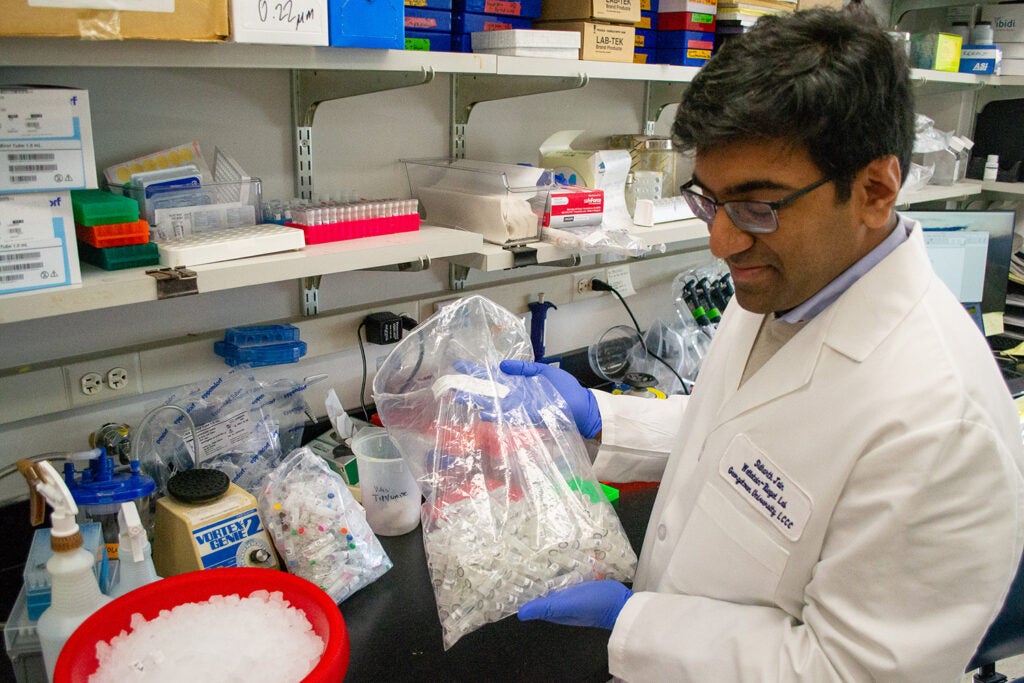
[485, 0, 520, 14]
[719, 437, 811, 541]
[192, 508, 267, 568]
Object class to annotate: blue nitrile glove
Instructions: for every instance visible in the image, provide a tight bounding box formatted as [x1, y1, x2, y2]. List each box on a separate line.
[517, 580, 632, 630]
[499, 360, 602, 438]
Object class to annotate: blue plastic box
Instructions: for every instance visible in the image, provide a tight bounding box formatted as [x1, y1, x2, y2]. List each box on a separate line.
[635, 28, 655, 48]
[405, 7, 452, 32]
[405, 0, 451, 7]
[653, 48, 709, 66]
[452, 11, 532, 33]
[657, 29, 713, 50]
[406, 30, 453, 50]
[328, 0, 404, 48]
[454, 0, 541, 18]
[637, 10, 656, 29]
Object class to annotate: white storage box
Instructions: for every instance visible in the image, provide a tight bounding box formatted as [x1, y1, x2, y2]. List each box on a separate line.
[982, 4, 1024, 43]
[471, 29, 581, 58]
[0, 86, 97, 193]
[0, 190, 81, 294]
[404, 158, 553, 246]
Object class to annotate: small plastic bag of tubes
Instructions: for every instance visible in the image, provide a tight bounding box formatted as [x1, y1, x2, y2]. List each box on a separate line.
[373, 295, 637, 649]
[258, 446, 392, 603]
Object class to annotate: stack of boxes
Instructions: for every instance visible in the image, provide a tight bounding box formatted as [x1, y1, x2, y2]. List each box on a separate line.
[535, 0, 640, 63]
[656, 0, 717, 66]
[230, 0, 404, 47]
[452, 0, 539, 52]
[634, 0, 658, 63]
[0, 86, 96, 297]
[71, 190, 160, 271]
[405, 0, 454, 51]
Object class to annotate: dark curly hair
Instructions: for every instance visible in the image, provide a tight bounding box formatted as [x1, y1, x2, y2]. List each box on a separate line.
[672, 7, 914, 202]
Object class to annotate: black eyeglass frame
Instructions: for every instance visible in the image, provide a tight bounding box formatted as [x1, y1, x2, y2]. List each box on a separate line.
[678, 176, 834, 234]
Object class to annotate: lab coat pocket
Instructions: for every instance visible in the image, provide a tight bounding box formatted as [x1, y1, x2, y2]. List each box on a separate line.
[668, 483, 790, 606]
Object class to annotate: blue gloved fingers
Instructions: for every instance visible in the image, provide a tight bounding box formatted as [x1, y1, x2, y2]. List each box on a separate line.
[517, 580, 632, 630]
[452, 360, 491, 379]
[499, 360, 602, 439]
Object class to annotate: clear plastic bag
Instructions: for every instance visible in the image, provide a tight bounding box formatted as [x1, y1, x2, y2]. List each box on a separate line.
[372, 295, 637, 649]
[258, 446, 392, 603]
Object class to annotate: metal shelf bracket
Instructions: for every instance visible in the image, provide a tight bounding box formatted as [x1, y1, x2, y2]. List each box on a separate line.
[291, 67, 435, 198]
[449, 72, 589, 158]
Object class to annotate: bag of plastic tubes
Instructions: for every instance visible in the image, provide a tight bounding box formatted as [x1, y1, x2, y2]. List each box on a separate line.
[373, 295, 637, 649]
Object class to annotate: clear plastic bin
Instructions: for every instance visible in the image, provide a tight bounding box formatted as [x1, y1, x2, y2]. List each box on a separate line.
[403, 158, 552, 246]
[109, 179, 263, 242]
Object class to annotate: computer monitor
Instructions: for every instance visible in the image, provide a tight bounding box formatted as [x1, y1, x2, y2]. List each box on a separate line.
[902, 210, 1015, 326]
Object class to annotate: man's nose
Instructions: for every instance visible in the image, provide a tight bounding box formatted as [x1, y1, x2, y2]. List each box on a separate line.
[707, 210, 755, 260]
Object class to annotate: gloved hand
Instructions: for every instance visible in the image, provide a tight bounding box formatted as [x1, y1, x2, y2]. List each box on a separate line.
[517, 580, 632, 630]
[498, 360, 602, 438]
[451, 360, 602, 438]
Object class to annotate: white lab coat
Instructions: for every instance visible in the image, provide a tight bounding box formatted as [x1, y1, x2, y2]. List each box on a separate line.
[591, 222, 1024, 682]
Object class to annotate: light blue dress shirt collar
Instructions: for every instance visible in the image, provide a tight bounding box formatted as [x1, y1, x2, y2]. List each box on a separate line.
[775, 213, 913, 324]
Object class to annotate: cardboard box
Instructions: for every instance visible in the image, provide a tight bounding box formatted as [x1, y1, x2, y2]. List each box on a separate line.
[328, 0, 404, 47]
[472, 27, 580, 57]
[1000, 57, 1024, 76]
[540, 0, 640, 25]
[959, 44, 999, 75]
[0, 0, 228, 40]
[231, 0, 328, 45]
[0, 87, 97, 194]
[982, 3, 1024, 44]
[0, 190, 81, 295]
[534, 20, 634, 61]
[999, 42, 1024, 59]
[544, 186, 604, 227]
[910, 32, 961, 72]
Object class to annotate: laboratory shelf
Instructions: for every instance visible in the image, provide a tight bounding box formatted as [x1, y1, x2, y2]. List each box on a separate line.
[896, 180, 984, 207]
[492, 55, 701, 82]
[0, 226, 482, 324]
[446, 219, 708, 271]
[0, 38, 497, 73]
[980, 180, 1024, 196]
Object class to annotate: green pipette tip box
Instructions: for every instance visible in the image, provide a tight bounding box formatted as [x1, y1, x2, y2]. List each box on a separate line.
[77, 241, 159, 270]
[70, 189, 139, 226]
[568, 477, 620, 508]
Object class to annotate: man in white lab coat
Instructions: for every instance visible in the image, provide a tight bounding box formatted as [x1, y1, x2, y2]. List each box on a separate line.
[508, 7, 1024, 681]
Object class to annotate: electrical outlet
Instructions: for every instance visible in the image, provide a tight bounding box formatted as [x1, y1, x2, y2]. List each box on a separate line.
[64, 353, 142, 407]
[80, 372, 102, 395]
[107, 367, 129, 390]
[573, 269, 606, 301]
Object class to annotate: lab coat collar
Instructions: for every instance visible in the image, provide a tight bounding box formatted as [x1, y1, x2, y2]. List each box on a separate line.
[714, 220, 929, 423]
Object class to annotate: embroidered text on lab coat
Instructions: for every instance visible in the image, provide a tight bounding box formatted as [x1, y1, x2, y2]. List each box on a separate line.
[718, 435, 812, 541]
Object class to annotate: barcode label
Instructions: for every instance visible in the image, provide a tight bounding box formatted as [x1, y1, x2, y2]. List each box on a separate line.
[1, 273, 26, 283]
[8, 175, 37, 184]
[0, 252, 43, 262]
[1, 261, 43, 273]
[9, 164, 58, 173]
[6, 153, 56, 162]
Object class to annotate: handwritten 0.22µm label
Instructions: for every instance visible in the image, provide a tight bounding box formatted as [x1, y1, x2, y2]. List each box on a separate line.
[718, 439, 811, 542]
[243, 0, 323, 33]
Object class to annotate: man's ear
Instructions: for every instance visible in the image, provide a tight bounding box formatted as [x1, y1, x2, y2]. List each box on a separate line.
[854, 155, 901, 230]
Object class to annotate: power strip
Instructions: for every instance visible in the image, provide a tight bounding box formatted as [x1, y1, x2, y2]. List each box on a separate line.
[158, 224, 306, 267]
[632, 197, 697, 227]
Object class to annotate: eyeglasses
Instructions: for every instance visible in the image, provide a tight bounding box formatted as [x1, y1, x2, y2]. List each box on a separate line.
[678, 176, 834, 234]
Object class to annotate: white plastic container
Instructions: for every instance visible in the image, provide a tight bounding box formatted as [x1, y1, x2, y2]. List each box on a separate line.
[352, 428, 420, 536]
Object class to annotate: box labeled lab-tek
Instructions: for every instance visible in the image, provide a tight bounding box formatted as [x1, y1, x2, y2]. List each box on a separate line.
[534, 20, 634, 61]
[0, 87, 97, 194]
[0, 190, 81, 295]
[328, 0, 404, 47]
[539, 0, 640, 24]
[230, 0, 329, 45]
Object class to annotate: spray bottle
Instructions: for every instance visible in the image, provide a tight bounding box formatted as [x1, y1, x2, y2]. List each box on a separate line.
[109, 500, 160, 597]
[18, 458, 112, 682]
